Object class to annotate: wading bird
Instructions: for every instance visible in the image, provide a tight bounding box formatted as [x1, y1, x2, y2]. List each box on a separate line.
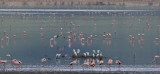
[107, 59, 113, 71]
[41, 58, 46, 67]
[0, 57, 7, 69]
[152, 55, 160, 64]
[70, 60, 77, 71]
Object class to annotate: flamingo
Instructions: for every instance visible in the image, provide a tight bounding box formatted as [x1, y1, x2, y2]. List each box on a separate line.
[82, 59, 92, 71]
[83, 60, 92, 67]
[115, 60, 121, 70]
[90, 60, 95, 67]
[3, 30, 6, 37]
[6, 34, 9, 45]
[23, 31, 26, 42]
[107, 59, 113, 70]
[70, 60, 77, 71]
[11, 59, 22, 65]
[11, 59, 22, 70]
[152, 55, 160, 64]
[41, 58, 46, 67]
[90, 59, 95, 72]
[70, 60, 76, 65]
[138, 34, 141, 39]
[1, 38, 4, 48]
[13, 35, 16, 44]
[0, 57, 7, 69]
[99, 60, 104, 70]
[115, 60, 121, 65]
[50, 38, 54, 48]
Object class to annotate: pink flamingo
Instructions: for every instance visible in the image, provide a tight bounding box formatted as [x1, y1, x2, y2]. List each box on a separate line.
[50, 38, 54, 48]
[83, 60, 92, 67]
[70, 60, 76, 71]
[90, 60, 95, 72]
[115, 60, 121, 70]
[146, 23, 150, 31]
[41, 58, 46, 67]
[155, 38, 159, 45]
[13, 35, 16, 44]
[11, 59, 22, 70]
[94, 23, 96, 29]
[141, 34, 144, 38]
[129, 35, 135, 47]
[155, 38, 159, 41]
[107, 59, 113, 71]
[0, 57, 7, 69]
[1, 38, 4, 48]
[90, 60, 95, 67]
[99, 60, 104, 65]
[106, 33, 111, 38]
[23, 31, 26, 43]
[73, 33, 76, 38]
[138, 34, 141, 39]
[70, 60, 76, 65]
[3, 30, 6, 37]
[99, 60, 104, 70]
[6, 34, 9, 45]
[152, 55, 160, 64]
[11, 59, 22, 65]
[80, 38, 85, 46]
[68, 36, 72, 48]
[82, 59, 92, 71]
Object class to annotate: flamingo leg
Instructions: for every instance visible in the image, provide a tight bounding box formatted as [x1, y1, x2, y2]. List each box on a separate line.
[118, 65, 120, 71]
[108, 65, 111, 71]
[3, 63, 5, 71]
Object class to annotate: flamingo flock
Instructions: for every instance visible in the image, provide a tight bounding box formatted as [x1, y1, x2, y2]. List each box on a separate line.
[0, 54, 22, 70]
[0, 9, 160, 72]
[68, 58, 121, 71]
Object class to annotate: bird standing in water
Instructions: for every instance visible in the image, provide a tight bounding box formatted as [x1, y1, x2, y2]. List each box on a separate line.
[152, 55, 160, 64]
[11, 59, 22, 70]
[70, 60, 77, 71]
[0, 57, 7, 70]
[99, 60, 104, 71]
[107, 59, 113, 71]
[41, 58, 46, 67]
[115, 60, 121, 70]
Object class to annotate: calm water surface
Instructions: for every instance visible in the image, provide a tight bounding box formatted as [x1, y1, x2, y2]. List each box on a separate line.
[0, 9, 160, 72]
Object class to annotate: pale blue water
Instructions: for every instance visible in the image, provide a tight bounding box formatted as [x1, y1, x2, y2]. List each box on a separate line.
[0, 9, 160, 72]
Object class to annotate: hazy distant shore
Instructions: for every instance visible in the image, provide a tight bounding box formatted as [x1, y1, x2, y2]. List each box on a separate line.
[0, 71, 160, 74]
[0, 0, 160, 9]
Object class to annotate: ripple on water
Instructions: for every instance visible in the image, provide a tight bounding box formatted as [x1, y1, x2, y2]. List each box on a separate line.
[0, 65, 160, 72]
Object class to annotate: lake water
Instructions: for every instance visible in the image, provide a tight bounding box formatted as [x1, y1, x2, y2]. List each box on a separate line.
[0, 9, 160, 72]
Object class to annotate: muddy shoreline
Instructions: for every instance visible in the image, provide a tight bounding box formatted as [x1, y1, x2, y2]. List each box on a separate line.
[0, 71, 160, 74]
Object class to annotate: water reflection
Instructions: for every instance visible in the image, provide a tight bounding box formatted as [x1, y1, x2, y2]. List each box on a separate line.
[0, 10, 159, 70]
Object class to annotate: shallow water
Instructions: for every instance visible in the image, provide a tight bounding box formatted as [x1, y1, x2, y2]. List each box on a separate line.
[0, 9, 160, 72]
[0, 65, 160, 72]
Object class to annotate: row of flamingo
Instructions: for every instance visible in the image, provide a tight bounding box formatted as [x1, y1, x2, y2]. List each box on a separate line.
[40, 48, 160, 70]
[0, 31, 146, 48]
[0, 54, 22, 70]
[69, 58, 121, 71]
[70, 59, 121, 67]
[0, 54, 159, 70]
